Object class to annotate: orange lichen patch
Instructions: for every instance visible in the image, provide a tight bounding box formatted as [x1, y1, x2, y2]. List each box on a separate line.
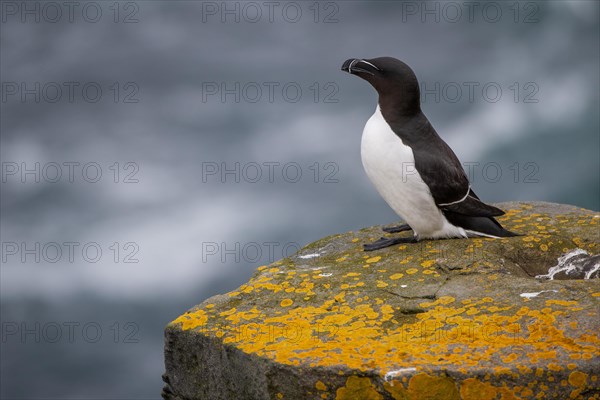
[569, 321, 578, 329]
[460, 378, 498, 400]
[516, 365, 532, 374]
[198, 294, 594, 376]
[240, 285, 254, 294]
[465, 307, 479, 316]
[420, 260, 436, 268]
[404, 374, 460, 399]
[502, 353, 518, 363]
[382, 381, 408, 400]
[335, 376, 382, 400]
[548, 363, 563, 372]
[280, 299, 293, 307]
[405, 268, 418, 275]
[546, 300, 578, 307]
[170, 309, 208, 330]
[568, 371, 588, 387]
[366, 256, 381, 264]
[390, 273, 404, 280]
[572, 237, 584, 247]
[219, 307, 237, 316]
[420, 296, 456, 308]
[315, 380, 327, 391]
[520, 387, 534, 397]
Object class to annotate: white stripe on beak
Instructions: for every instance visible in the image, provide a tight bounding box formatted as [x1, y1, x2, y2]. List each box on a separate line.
[360, 60, 380, 71]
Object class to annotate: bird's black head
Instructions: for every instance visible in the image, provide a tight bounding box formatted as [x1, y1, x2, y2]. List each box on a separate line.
[341, 57, 421, 117]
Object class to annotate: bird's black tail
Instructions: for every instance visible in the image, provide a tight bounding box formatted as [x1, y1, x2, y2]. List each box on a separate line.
[443, 211, 519, 238]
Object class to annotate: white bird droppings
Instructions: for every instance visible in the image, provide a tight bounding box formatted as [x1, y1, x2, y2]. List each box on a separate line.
[519, 290, 558, 299]
[299, 253, 320, 259]
[384, 368, 417, 385]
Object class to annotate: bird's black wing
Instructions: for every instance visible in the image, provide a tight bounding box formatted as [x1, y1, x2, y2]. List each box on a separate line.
[402, 121, 504, 218]
[441, 189, 505, 217]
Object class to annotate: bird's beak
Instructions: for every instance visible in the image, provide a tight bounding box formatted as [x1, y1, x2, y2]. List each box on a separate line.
[341, 58, 380, 76]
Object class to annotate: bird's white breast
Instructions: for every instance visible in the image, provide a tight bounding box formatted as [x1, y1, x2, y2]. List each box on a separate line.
[360, 106, 467, 239]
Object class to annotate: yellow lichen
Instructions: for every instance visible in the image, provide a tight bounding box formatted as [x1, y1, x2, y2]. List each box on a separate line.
[460, 378, 498, 400]
[546, 300, 578, 307]
[548, 363, 563, 372]
[568, 371, 587, 387]
[280, 299, 293, 307]
[383, 381, 408, 400]
[335, 376, 382, 400]
[407, 373, 459, 400]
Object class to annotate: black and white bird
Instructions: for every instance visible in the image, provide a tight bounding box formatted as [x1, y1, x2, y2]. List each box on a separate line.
[341, 57, 518, 251]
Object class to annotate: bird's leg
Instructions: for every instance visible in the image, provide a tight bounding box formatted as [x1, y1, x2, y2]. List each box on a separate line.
[382, 223, 412, 233]
[363, 236, 417, 251]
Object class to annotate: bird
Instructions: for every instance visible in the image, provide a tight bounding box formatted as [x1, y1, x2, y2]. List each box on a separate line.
[341, 57, 518, 251]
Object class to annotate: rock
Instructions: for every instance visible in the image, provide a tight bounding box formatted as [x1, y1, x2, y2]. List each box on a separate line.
[163, 202, 600, 400]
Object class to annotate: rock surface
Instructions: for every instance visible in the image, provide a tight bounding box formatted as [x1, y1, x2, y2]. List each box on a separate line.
[163, 202, 600, 400]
